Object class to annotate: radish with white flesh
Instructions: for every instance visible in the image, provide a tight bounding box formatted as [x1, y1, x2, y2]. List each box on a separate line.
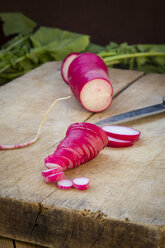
[72, 177, 90, 190]
[44, 155, 68, 171]
[42, 167, 61, 177]
[61, 52, 80, 84]
[44, 122, 108, 172]
[102, 125, 141, 141]
[107, 136, 133, 148]
[66, 52, 113, 112]
[57, 179, 73, 190]
[44, 172, 65, 183]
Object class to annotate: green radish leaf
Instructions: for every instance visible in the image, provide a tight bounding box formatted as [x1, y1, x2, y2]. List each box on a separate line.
[0, 12, 37, 36]
[85, 43, 105, 53]
[30, 27, 90, 60]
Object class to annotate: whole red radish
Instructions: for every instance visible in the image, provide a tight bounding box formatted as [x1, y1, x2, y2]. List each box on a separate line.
[63, 52, 113, 112]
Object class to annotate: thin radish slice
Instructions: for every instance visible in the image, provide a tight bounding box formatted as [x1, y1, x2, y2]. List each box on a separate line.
[102, 125, 141, 141]
[72, 177, 90, 190]
[44, 155, 67, 171]
[42, 167, 61, 177]
[57, 179, 73, 190]
[61, 53, 80, 84]
[107, 136, 133, 148]
[45, 172, 65, 183]
[45, 163, 64, 171]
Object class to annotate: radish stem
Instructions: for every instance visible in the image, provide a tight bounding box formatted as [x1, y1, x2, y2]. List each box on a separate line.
[100, 52, 165, 66]
[0, 95, 71, 150]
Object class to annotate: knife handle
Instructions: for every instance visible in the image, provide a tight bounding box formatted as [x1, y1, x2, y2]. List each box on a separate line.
[163, 96, 165, 105]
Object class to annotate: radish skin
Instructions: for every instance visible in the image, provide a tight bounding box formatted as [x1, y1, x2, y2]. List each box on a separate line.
[107, 136, 134, 148]
[72, 177, 90, 190]
[67, 53, 113, 112]
[57, 179, 73, 190]
[102, 125, 141, 141]
[61, 53, 80, 84]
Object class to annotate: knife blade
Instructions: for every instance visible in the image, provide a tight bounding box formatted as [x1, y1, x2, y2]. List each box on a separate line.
[95, 96, 165, 126]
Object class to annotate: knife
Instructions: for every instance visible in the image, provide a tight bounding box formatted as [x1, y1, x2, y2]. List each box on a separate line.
[95, 96, 165, 126]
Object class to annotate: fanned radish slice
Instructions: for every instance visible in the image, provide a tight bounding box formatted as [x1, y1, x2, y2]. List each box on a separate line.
[42, 168, 61, 177]
[107, 136, 133, 148]
[61, 53, 80, 84]
[45, 163, 64, 171]
[57, 179, 73, 189]
[72, 177, 90, 190]
[45, 172, 65, 183]
[102, 125, 141, 141]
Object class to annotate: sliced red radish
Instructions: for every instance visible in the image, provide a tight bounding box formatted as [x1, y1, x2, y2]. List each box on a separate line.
[57, 139, 86, 164]
[42, 167, 61, 177]
[107, 136, 133, 148]
[57, 179, 73, 190]
[68, 53, 113, 112]
[72, 177, 90, 190]
[66, 130, 95, 160]
[58, 142, 85, 164]
[44, 123, 109, 173]
[102, 125, 141, 141]
[61, 52, 80, 84]
[54, 148, 75, 169]
[45, 172, 65, 183]
[67, 122, 108, 146]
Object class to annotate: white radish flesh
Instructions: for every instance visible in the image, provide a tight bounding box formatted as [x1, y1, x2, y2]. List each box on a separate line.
[57, 179, 73, 189]
[107, 136, 133, 148]
[102, 125, 141, 141]
[61, 53, 80, 84]
[72, 177, 90, 190]
[80, 79, 113, 112]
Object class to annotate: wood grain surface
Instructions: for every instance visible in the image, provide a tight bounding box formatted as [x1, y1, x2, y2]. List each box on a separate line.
[0, 62, 164, 248]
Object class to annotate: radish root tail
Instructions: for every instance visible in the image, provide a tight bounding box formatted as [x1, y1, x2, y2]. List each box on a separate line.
[0, 95, 71, 150]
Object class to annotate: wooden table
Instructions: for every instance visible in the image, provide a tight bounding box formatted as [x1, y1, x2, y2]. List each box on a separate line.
[0, 62, 164, 248]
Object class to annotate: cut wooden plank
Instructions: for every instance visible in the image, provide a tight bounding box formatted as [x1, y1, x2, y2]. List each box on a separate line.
[0, 236, 13, 248]
[2, 61, 160, 248]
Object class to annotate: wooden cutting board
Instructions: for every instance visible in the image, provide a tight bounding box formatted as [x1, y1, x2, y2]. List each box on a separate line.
[0, 62, 165, 248]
